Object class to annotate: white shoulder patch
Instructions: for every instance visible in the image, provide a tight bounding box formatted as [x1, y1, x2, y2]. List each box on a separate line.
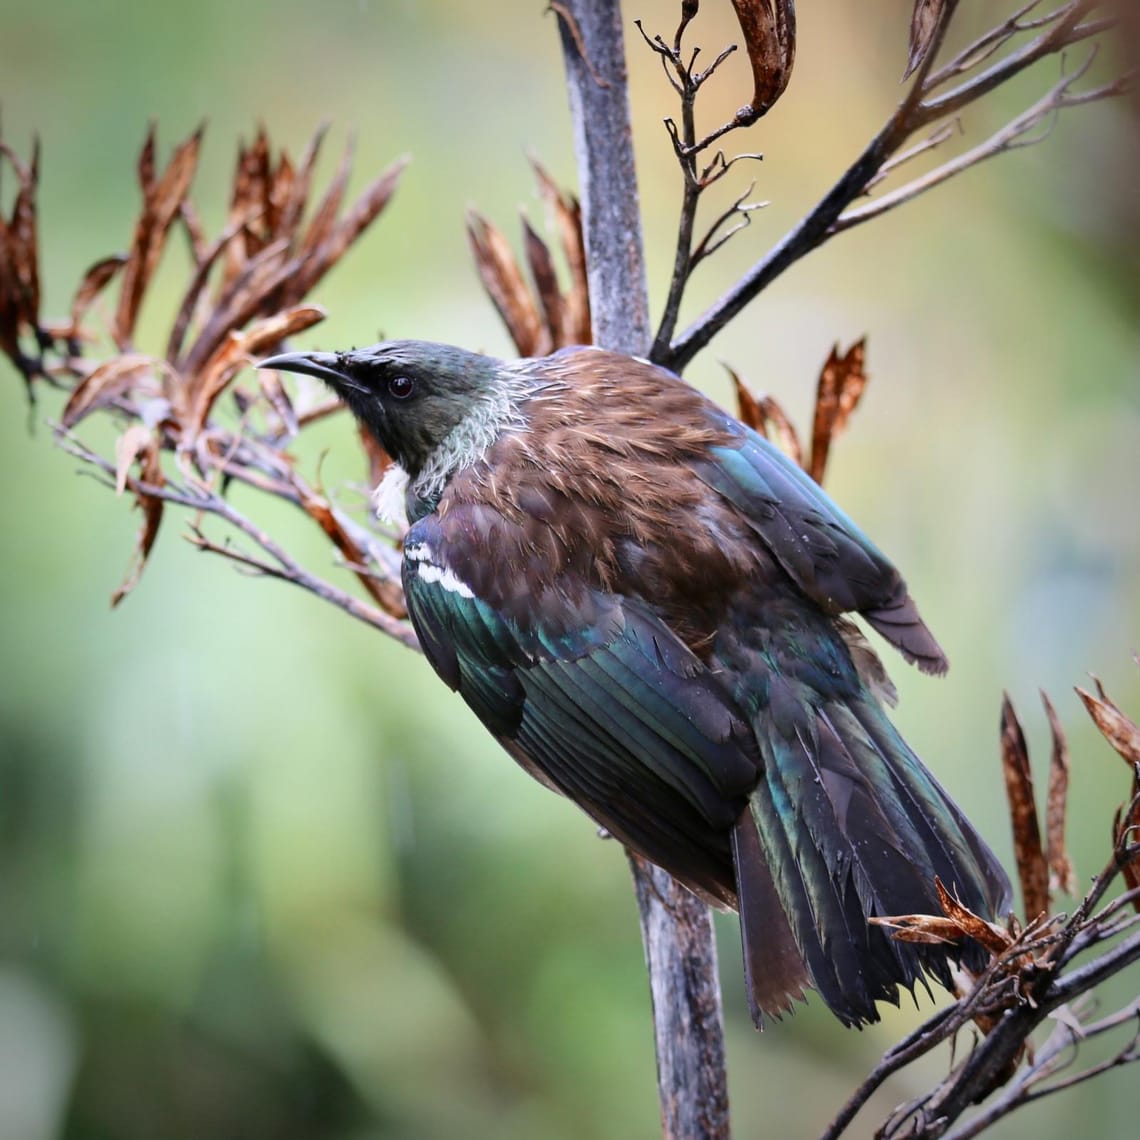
[373, 465, 409, 526]
[415, 560, 476, 599]
[402, 539, 476, 599]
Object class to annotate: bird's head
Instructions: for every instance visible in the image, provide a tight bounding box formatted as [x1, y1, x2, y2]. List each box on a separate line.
[259, 340, 508, 478]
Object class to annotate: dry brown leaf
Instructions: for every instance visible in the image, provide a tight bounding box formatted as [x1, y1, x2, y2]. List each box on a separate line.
[1079, 676, 1140, 910]
[871, 879, 1013, 955]
[112, 126, 204, 349]
[809, 338, 867, 485]
[60, 353, 158, 428]
[221, 133, 268, 288]
[0, 138, 42, 364]
[268, 150, 295, 238]
[293, 156, 409, 301]
[189, 304, 325, 436]
[1000, 694, 1050, 922]
[69, 255, 127, 337]
[468, 164, 588, 356]
[9, 138, 41, 330]
[278, 124, 330, 240]
[467, 210, 546, 357]
[295, 480, 406, 619]
[726, 365, 804, 467]
[730, 366, 765, 433]
[523, 216, 565, 348]
[181, 237, 293, 378]
[1119, 784, 1140, 912]
[111, 424, 165, 607]
[730, 366, 763, 431]
[1116, 789, 1140, 913]
[179, 199, 209, 267]
[0, 219, 16, 361]
[530, 158, 590, 344]
[934, 877, 1015, 955]
[200, 304, 323, 418]
[258, 367, 299, 437]
[868, 913, 968, 945]
[1041, 690, 1077, 896]
[299, 137, 353, 261]
[114, 423, 152, 494]
[166, 217, 251, 367]
[729, 1, 797, 122]
[143, 127, 205, 283]
[1077, 678, 1140, 766]
[905, 0, 954, 81]
[243, 127, 273, 246]
[758, 396, 802, 466]
[137, 126, 157, 195]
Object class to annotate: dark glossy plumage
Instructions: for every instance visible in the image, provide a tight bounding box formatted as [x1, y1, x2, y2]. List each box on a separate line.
[261, 341, 1011, 1028]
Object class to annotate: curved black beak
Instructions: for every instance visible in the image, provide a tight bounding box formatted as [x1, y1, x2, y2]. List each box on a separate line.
[257, 350, 351, 387]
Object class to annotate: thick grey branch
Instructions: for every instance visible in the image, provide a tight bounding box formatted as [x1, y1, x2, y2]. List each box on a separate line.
[555, 0, 649, 353]
[554, 3, 730, 1137]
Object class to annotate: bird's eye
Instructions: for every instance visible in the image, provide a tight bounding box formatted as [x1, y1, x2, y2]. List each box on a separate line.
[387, 375, 415, 400]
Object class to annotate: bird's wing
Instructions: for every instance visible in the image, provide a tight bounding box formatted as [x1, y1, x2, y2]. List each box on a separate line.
[402, 509, 761, 905]
[692, 408, 949, 674]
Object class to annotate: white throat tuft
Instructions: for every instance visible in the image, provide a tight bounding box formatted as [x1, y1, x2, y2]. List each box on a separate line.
[372, 465, 410, 526]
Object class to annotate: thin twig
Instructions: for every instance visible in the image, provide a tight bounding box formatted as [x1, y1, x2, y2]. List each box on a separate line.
[640, 10, 769, 362]
[864, 120, 960, 193]
[939, 959, 1140, 1140]
[665, 0, 1124, 371]
[925, 2, 1058, 91]
[690, 184, 766, 266]
[833, 52, 1124, 234]
[56, 430, 418, 647]
[663, 0, 954, 370]
[918, 2, 1106, 124]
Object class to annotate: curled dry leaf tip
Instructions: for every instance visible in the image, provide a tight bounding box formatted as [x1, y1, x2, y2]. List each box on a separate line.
[111, 424, 165, 607]
[468, 163, 591, 357]
[0, 136, 44, 380]
[729, 0, 797, 123]
[1000, 693, 1051, 923]
[1041, 689, 1078, 897]
[1077, 676, 1140, 767]
[725, 363, 803, 468]
[809, 338, 868, 485]
[905, 0, 957, 82]
[725, 339, 872, 485]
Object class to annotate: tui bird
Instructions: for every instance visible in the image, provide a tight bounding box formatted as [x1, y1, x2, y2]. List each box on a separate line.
[260, 340, 1010, 1028]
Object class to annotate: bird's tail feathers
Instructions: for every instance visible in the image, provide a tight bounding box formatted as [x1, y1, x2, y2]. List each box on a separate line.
[736, 692, 1010, 1028]
[863, 581, 950, 677]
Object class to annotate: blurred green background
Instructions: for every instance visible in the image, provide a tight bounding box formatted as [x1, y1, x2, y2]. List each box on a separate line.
[2, 2, 1137, 1137]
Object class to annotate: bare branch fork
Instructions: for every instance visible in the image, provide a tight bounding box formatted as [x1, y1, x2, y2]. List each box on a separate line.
[634, 17, 765, 361]
[658, 0, 1130, 371]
